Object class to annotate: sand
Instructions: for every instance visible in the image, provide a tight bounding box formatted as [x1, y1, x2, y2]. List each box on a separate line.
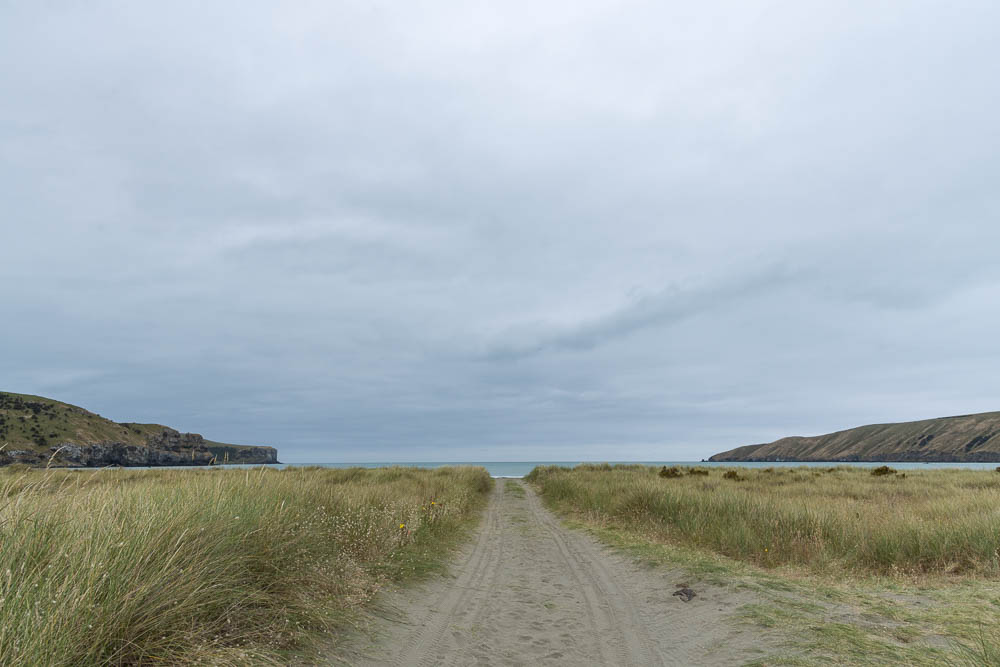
[335, 480, 776, 666]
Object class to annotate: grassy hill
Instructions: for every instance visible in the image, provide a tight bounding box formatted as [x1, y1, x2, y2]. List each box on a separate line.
[0, 391, 277, 466]
[709, 411, 1000, 462]
[0, 392, 145, 449]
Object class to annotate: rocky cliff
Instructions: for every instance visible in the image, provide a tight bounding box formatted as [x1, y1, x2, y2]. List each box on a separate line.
[709, 411, 1000, 462]
[205, 442, 280, 465]
[0, 391, 278, 467]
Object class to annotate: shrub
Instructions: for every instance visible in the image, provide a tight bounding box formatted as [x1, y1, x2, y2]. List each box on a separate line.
[870, 465, 896, 477]
[659, 466, 682, 478]
[722, 470, 743, 481]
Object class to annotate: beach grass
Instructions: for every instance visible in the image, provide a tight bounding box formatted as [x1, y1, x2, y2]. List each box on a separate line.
[526, 464, 1000, 664]
[526, 463, 1000, 575]
[0, 465, 492, 666]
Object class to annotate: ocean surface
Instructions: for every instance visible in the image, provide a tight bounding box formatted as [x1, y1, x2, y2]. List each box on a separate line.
[216, 460, 1000, 477]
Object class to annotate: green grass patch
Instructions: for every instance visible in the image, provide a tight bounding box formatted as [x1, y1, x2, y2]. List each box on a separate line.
[504, 479, 526, 497]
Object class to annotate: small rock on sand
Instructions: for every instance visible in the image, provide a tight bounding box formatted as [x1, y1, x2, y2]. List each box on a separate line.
[673, 587, 696, 602]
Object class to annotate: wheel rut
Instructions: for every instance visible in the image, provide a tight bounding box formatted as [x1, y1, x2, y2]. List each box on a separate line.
[523, 484, 661, 666]
[341, 479, 774, 666]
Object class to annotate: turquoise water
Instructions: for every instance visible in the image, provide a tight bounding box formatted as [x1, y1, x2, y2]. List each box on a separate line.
[231, 460, 1000, 478]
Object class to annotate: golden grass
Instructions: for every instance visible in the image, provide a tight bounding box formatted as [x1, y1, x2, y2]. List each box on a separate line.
[526, 464, 1000, 576]
[528, 464, 1000, 664]
[0, 465, 492, 666]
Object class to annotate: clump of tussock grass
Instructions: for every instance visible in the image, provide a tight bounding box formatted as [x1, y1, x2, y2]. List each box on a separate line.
[0, 465, 492, 665]
[658, 465, 708, 478]
[527, 464, 1000, 576]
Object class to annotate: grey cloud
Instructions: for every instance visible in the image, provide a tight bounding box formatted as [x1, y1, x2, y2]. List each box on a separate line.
[484, 265, 805, 361]
[2, 1, 1000, 462]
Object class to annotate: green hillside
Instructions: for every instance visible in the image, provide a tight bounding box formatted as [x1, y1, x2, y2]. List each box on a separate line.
[710, 411, 1000, 462]
[0, 392, 147, 449]
[0, 391, 277, 465]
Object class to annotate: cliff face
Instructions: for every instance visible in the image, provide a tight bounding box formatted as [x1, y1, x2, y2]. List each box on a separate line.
[709, 411, 1000, 462]
[1, 428, 215, 467]
[0, 391, 278, 467]
[205, 442, 280, 464]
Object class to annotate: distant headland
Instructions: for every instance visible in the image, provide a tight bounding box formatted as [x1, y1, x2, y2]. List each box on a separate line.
[0, 391, 278, 467]
[709, 410, 1000, 463]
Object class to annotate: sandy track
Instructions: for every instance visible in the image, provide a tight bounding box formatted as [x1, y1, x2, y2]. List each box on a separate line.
[337, 481, 771, 666]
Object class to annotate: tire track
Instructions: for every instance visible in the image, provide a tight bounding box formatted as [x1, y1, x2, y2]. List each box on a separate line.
[520, 486, 615, 664]
[389, 481, 505, 667]
[444, 502, 507, 667]
[523, 483, 662, 667]
[345, 477, 773, 666]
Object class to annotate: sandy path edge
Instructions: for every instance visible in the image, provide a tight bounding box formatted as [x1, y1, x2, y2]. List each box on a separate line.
[330, 481, 778, 666]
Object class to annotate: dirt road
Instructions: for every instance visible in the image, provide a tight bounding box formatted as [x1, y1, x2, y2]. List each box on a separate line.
[338, 480, 771, 666]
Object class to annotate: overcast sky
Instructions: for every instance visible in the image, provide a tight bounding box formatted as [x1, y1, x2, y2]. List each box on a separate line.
[2, 1, 998, 462]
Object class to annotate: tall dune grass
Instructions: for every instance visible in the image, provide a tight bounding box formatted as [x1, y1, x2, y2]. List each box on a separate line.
[0, 465, 492, 665]
[527, 464, 1000, 576]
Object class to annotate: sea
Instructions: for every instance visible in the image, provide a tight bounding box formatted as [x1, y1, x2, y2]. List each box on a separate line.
[201, 460, 1000, 478]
